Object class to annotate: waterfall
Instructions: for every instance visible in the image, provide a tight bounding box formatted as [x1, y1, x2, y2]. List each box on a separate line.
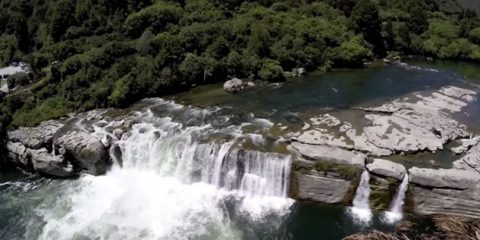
[384, 174, 409, 223]
[349, 170, 372, 223]
[39, 103, 294, 240]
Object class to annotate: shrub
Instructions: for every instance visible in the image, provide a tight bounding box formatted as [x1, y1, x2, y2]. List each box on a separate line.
[259, 59, 284, 82]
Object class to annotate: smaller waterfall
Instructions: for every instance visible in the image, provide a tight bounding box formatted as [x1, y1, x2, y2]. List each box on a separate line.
[384, 174, 409, 223]
[349, 170, 372, 223]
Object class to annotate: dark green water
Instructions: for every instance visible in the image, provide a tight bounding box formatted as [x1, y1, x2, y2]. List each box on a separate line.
[0, 60, 479, 240]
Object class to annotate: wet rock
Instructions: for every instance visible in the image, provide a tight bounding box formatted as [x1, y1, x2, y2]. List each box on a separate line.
[8, 120, 64, 149]
[113, 128, 124, 140]
[291, 141, 365, 168]
[366, 158, 406, 180]
[55, 131, 109, 175]
[6, 142, 29, 166]
[101, 134, 113, 148]
[29, 149, 75, 178]
[6, 142, 75, 178]
[292, 171, 350, 204]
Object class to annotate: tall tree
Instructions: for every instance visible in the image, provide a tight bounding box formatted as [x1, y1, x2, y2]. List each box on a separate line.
[350, 0, 385, 56]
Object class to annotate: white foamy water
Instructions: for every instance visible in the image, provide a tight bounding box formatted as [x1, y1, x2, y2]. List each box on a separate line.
[383, 174, 409, 224]
[37, 102, 293, 240]
[349, 170, 372, 223]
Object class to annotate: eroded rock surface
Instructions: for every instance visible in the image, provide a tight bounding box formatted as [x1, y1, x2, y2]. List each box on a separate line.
[6, 141, 74, 177]
[292, 86, 475, 157]
[453, 142, 480, 174]
[55, 131, 109, 175]
[291, 141, 365, 168]
[8, 120, 64, 149]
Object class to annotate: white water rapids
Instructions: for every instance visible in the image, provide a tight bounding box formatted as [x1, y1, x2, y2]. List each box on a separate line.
[35, 100, 293, 240]
[349, 170, 372, 223]
[384, 174, 409, 223]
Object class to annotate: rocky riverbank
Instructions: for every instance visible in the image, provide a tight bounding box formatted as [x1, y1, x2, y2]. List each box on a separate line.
[3, 108, 135, 177]
[289, 85, 480, 218]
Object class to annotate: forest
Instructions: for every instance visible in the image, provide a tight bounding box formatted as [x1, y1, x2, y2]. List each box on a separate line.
[0, 0, 479, 129]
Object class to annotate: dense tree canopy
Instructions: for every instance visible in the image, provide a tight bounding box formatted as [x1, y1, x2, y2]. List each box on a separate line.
[0, 0, 479, 127]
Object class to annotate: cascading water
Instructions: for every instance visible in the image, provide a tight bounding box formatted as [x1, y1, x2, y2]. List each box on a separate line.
[349, 170, 372, 223]
[384, 174, 409, 223]
[37, 100, 293, 240]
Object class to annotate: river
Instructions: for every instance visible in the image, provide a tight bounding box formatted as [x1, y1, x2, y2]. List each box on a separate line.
[0, 60, 479, 240]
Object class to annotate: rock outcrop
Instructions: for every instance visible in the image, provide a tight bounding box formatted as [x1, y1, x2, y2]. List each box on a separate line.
[6, 141, 75, 177]
[5, 119, 111, 177]
[289, 85, 480, 219]
[8, 120, 63, 149]
[293, 171, 351, 203]
[409, 167, 480, 218]
[55, 131, 109, 175]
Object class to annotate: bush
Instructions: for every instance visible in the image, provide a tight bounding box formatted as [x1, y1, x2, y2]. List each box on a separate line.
[12, 97, 71, 127]
[259, 59, 284, 82]
[332, 35, 373, 67]
[468, 27, 480, 44]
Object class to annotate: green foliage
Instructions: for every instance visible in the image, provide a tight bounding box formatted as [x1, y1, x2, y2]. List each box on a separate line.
[350, 0, 385, 55]
[407, 5, 429, 35]
[469, 27, 480, 44]
[12, 96, 71, 127]
[124, 1, 183, 37]
[332, 36, 373, 67]
[0, 35, 18, 66]
[259, 59, 284, 82]
[7, 72, 31, 89]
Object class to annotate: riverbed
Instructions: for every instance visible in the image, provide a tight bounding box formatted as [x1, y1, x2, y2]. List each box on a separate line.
[0, 60, 479, 240]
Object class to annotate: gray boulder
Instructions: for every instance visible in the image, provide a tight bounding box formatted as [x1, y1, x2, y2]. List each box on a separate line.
[30, 149, 75, 178]
[292, 68, 306, 77]
[55, 131, 109, 175]
[366, 158, 406, 180]
[8, 120, 64, 149]
[223, 78, 254, 93]
[7, 142, 29, 166]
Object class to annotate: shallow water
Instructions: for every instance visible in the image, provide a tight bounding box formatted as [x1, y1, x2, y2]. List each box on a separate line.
[1, 60, 479, 240]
